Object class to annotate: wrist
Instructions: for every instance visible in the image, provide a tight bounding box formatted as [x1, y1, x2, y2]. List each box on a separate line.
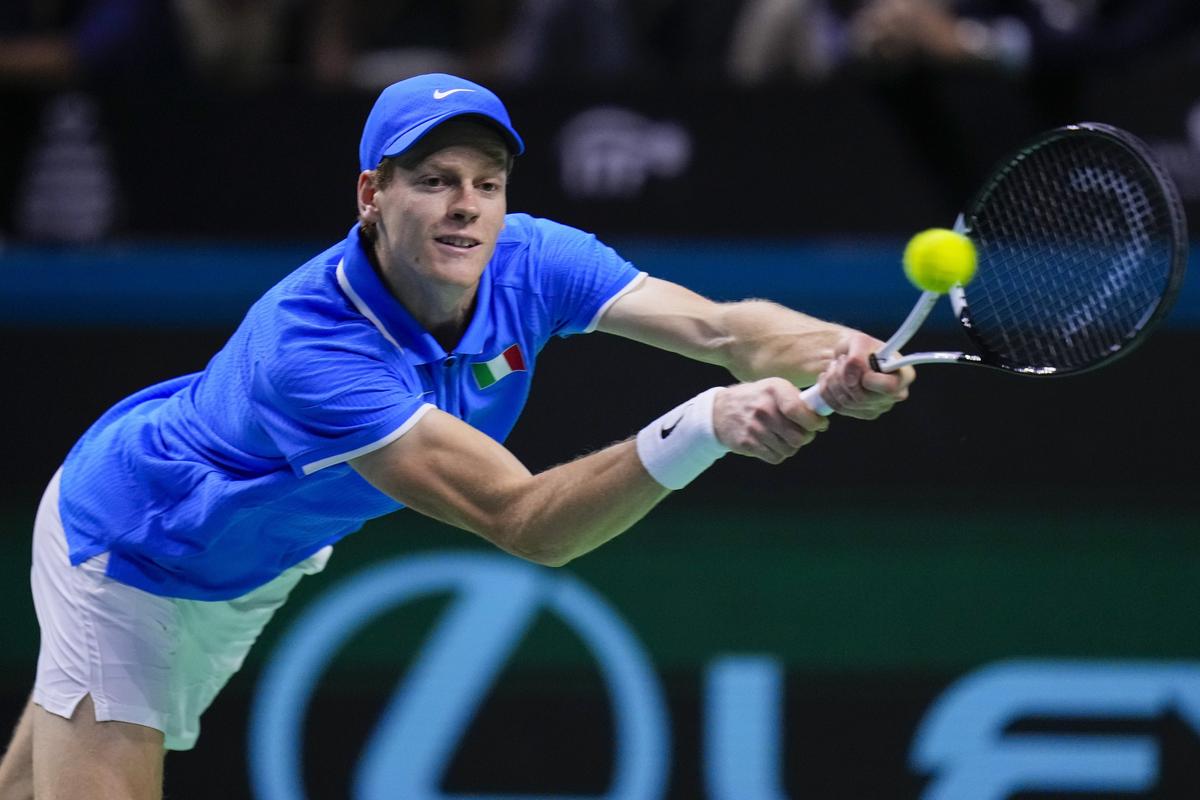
[635, 387, 730, 490]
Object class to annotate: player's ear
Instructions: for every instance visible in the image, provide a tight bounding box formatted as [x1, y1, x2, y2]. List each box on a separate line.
[357, 171, 380, 223]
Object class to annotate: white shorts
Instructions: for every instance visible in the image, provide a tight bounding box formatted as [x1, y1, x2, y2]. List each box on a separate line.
[31, 468, 332, 751]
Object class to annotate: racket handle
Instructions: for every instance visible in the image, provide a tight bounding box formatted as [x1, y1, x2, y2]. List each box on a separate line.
[798, 384, 834, 416]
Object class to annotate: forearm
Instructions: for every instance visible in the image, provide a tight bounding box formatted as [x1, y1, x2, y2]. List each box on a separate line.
[500, 380, 805, 562]
[598, 279, 853, 386]
[355, 381, 827, 566]
[713, 300, 852, 385]
[498, 440, 668, 566]
[598, 278, 909, 419]
[352, 413, 671, 568]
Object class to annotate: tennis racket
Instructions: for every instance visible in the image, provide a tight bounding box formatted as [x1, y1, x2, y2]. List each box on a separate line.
[801, 121, 1188, 415]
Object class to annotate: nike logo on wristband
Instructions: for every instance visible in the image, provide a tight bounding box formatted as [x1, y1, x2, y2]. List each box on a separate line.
[661, 414, 684, 439]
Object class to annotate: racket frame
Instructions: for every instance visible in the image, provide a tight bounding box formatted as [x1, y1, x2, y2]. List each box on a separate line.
[800, 122, 1188, 412]
[942, 122, 1189, 377]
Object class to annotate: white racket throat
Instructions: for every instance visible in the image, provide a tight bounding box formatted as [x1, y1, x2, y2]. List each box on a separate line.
[874, 285, 971, 370]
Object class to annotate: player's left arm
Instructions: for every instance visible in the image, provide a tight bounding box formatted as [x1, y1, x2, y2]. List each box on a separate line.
[597, 276, 914, 419]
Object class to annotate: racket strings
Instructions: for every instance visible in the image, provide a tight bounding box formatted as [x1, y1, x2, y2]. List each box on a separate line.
[963, 134, 1175, 372]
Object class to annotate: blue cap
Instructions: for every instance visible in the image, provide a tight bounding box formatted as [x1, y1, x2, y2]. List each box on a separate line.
[358, 73, 525, 172]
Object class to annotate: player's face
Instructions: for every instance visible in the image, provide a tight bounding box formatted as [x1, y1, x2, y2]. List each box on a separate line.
[369, 138, 508, 298]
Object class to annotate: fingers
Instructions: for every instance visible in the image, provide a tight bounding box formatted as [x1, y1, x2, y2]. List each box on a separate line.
[820, 332, 916, 419]
[819, 354, 869, 410]
[773, 381, 828, 453]
[861, 363, 914, 397]
[713, 379, 828, 464]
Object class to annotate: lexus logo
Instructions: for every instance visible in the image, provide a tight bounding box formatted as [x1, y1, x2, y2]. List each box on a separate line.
[249, 552, 669, 799]
[913, 660, 1200, 798]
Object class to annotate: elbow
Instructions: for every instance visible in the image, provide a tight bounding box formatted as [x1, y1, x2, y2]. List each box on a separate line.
[486, 516, 577, 568]
[509, 535, 576, 568]
[524, 550, 575, 569]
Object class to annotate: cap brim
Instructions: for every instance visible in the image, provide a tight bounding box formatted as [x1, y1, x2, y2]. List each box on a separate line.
[378, 112, 525, 164]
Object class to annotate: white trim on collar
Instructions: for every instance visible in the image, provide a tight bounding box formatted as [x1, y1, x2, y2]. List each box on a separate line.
[336, 259, 403, 351]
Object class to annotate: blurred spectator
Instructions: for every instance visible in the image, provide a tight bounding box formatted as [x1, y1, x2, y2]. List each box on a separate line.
[727, 0, 845, 84]
[723, 0, 1200, 86]
[302, 0, 696, 89]
[832, 0, 1200, 225]
[847, 0, 1200, 74]
[629, 0, 748, 84]
[173, 0, 295, 87]
[0, 0, 182, 87]
[495, 0, 636, 84]
[304, 0, 521, 89]
[494, 0, 753, 87]
[848, 0, 1027, 70]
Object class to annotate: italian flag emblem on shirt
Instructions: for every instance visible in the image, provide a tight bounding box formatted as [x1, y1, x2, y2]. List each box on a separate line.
[472, 344, 526, 388]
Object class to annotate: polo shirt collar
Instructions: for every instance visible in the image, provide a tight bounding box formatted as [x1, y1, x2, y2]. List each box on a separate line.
[338, 225, 493, 364]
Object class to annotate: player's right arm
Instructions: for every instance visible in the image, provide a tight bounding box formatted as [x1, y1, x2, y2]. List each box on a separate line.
[596, 277, 914, 420]
[350, 378, 825, 567]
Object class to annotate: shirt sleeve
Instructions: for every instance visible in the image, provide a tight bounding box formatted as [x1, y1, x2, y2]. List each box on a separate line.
[532, 219, 646, 338]
[250, 336, 433, 477]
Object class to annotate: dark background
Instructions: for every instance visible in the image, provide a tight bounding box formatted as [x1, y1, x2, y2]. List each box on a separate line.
[2, 6, 1200, 796]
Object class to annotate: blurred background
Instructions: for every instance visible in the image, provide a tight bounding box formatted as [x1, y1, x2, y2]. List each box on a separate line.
[3, 0, 1200, 797]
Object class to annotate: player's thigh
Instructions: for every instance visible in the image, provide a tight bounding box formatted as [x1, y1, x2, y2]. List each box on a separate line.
[32, 694, 163, 800]
[0, 696, 35, 800]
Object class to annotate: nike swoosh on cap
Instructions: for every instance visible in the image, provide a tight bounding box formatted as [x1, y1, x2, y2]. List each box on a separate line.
[433, 88, 475, 100]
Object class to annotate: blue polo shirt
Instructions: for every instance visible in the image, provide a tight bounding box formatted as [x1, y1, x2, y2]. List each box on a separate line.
[58, 214, 644, 600]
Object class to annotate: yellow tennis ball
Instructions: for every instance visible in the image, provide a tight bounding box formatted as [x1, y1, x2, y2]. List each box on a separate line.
[902, 228, 977, 293]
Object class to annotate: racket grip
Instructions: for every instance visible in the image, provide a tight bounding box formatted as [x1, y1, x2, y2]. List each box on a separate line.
[798, 384, 834, 416]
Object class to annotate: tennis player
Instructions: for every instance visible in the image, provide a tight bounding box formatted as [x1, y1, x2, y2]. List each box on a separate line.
[0, 73, 913, 800]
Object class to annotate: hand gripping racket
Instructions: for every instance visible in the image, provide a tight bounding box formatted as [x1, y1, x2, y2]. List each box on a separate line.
[801, 122, 1188, 415]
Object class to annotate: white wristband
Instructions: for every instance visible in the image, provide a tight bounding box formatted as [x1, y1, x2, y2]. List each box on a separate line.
[635, 387, 730, 490]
